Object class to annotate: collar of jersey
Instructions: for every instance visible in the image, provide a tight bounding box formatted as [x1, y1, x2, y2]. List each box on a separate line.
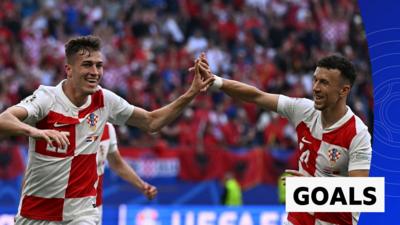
[321, 106, 354, 132]
[56, 80, 93, 111]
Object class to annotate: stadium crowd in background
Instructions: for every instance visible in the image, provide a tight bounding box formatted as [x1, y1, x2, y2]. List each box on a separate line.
[0, 0, 372, 180]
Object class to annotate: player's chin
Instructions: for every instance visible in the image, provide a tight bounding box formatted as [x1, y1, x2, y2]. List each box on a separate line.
[313, 102, 324, 111]
[84, 84, 98, 93]
[82, 87, 97, 95]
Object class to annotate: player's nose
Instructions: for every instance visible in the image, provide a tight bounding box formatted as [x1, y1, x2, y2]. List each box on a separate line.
[312, 82, 321, 92]
[88, 65, 100, 76]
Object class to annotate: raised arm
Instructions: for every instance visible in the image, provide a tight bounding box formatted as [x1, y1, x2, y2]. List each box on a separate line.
[220, 79, 279, 112]
[126, 59, 214, 132]
[126, 92, 197, 133]
[197, 54, 279, 112]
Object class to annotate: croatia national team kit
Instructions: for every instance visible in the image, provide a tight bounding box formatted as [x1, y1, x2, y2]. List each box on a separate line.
[96, 122, 118, 224]
[15, 81, 134, 224]
[278, 95, 372, 225]
[13, 80, 372, 225]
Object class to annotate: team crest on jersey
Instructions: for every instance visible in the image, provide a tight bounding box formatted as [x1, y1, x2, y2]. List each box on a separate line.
[86, 113, 99, 130]
[328, 148, 341, 165]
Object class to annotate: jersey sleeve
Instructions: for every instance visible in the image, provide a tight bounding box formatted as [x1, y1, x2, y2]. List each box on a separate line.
[276, 95, 314, 127]
[15, 86, 53, 125]
[348, 129, 372, 171]
[103, 89, 135, 125]
[107, 123, 118, 154]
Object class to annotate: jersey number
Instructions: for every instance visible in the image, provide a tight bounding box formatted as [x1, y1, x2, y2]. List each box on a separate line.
[46, 131, 70, 153]
[299, 149, 310, 164]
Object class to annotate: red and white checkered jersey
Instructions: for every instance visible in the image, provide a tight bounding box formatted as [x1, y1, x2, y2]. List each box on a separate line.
[15, 81, 134, 221]
[96, 122, 118, 207]
[277, 95, 372, 225]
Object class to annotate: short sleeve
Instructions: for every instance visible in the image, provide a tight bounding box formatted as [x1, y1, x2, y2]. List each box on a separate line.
[16, 86, 53, 124]
[277, 95, 314, 127]
[107, 123, 118, 154]
[103, 89, 135, 125]
[348, 129, 372, 171]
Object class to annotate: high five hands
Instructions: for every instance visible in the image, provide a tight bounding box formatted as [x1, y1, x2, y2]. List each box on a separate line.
[189, 53, 214, 92]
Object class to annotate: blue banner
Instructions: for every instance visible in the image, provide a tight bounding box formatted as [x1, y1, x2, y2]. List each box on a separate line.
[358, 0, 400, 224]
[0, 206, 286, 225]
[121, 205, 286, 225]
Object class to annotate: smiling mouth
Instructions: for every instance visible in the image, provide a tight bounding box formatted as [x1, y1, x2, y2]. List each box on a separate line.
[314, 95, 323, 101]
[85, 77, 99, 86]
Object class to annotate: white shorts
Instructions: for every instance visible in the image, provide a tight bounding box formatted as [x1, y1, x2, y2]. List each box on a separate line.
[97, 205, 103, 225]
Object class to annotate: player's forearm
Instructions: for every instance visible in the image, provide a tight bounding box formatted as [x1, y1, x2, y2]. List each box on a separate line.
[220, 79, 261, 102]
[148, 89, 197, 132]
[219, 78, 278, 111]
[221, 79, 263, 103]
[111, 160, 145, 190]
[0, 110, 35, 137]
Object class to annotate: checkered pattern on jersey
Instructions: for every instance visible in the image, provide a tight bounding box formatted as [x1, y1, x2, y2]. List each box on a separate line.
[20, 90, 105, 221]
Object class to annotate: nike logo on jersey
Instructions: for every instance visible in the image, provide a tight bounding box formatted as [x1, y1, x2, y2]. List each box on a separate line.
[301, 137, 312, 144]
[54, 122, 70, 127]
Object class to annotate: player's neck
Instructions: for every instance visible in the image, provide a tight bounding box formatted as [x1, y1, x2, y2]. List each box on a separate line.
[321, 103, 348, 129]
[62, 80, 89, 107]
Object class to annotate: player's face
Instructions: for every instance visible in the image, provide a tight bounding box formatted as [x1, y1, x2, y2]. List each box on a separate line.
[66, 50, 103, 95]
[312, 67, 349, 111]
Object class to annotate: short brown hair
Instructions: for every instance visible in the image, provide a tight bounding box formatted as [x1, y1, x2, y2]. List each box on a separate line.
[65, 35, 102, 63]
[316, 55, 356, 87]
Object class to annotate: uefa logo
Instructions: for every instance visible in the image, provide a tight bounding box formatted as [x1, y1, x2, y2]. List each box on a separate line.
[135, 208, 161, 225]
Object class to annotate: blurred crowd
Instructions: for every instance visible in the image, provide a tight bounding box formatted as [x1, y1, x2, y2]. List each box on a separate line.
[0, 0, 373, 155]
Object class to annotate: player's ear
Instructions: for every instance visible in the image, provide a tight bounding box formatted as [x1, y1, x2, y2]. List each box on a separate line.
[340, 84, 351, 97]
[65, 64, 72, 78]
